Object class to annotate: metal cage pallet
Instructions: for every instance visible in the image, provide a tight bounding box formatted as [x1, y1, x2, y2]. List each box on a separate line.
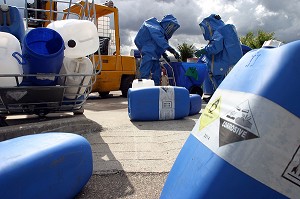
[0, 0, 102, 116]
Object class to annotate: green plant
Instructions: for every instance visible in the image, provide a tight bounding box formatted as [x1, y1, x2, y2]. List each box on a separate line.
[240, 30, 277, 49]
[177, 43, 195, 62]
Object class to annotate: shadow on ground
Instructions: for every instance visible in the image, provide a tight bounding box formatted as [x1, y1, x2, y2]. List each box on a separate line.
[84, 93, 128, 111]
[131, 114, 200, 132]
[0, 113, 102, 141]
[76, 172, 168, 199]
[79, 132, 136, 199]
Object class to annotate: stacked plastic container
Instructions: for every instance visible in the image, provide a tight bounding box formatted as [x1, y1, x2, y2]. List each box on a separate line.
[47, 19, 99, 100]
[0, 1, 100, 116]
[0, 5, 25, 86]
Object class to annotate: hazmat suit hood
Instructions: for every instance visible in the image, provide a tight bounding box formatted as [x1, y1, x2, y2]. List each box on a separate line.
[160, 14, 180, 40]
[199, 14, 225, 41]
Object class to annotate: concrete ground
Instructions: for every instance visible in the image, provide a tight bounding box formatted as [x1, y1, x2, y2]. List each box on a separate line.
[1, 91, 205, 199]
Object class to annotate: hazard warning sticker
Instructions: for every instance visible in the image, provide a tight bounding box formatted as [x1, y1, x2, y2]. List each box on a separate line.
[282, 145, 300, 187]
[219, 99, 259, 147]
[199, 96, 221, 131]
[192, 89, 300, 198]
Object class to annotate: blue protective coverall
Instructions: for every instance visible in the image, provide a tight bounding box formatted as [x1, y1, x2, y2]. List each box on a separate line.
[134, 14, 180, 85]
[198, 14, 243, 94]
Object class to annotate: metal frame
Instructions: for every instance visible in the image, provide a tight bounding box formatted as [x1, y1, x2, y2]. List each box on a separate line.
[0, 0, 102, 116]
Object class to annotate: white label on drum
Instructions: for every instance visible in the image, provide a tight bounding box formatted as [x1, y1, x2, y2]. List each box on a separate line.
[191, 89, 300, 198]
[36, 73, 56, 81]
[282, 145, 300, 187]
[159, 86, 175, 120]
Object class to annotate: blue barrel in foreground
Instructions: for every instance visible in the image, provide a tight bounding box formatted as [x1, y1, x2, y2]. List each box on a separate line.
[161, 41, 300, 198]
[0, 132, 93, 199]
[128, 86, 190, 121]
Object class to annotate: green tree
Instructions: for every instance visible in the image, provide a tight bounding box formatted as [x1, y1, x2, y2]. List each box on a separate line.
[177, 43, 195, 62]
[240, 30, 276, 49]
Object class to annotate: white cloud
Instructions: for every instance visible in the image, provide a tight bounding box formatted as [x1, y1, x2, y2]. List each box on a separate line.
[8, 0, 300, 54]
[110, 0, 300, 54]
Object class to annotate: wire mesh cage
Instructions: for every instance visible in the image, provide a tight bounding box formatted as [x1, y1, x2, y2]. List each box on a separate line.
[0, 0, 102, 116]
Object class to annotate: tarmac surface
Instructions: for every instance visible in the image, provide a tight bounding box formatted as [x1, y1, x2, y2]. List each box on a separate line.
[1, 91, 206, 199]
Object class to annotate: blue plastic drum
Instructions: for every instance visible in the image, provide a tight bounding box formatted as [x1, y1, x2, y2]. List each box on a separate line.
[22, 28, 64, 85]
[128, 86, 190, 121]
[161, 41, 300, 198]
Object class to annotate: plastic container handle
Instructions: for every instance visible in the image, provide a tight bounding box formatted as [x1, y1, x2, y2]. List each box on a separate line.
[12, 52, 26, 65]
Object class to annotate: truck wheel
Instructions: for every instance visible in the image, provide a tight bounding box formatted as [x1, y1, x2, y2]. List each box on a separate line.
[120, 76, 134, 98]
[99, 92, 110, 98]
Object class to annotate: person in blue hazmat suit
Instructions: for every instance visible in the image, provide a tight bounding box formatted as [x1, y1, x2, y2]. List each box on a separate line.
[134, 14, 181, 86]
[195, 14, 243, 95]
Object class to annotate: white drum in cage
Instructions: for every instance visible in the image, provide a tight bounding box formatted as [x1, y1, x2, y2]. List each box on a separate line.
[59, 57, 93, 99]
[47, 19, 99, 58]
[0, 32, 23, 86]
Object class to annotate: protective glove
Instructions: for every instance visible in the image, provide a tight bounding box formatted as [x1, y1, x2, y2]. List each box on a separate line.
[162, 52, 170, 62]
[173, 51, 181, 60]
[167, 47, 181, 61]
[194, 48, 206, 58]
[167, 47, 176, 54]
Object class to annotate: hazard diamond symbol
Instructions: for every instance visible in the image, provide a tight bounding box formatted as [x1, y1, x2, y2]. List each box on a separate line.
[219, 99, 259, 146]
[199, 96, 221, 131]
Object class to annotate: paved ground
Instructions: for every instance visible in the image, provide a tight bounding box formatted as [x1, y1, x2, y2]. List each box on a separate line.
[1, 91, 206, 199]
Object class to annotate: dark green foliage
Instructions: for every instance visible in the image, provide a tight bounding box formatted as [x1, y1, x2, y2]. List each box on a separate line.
[177, 43, 195, 62]
[240, 30, 277, 49]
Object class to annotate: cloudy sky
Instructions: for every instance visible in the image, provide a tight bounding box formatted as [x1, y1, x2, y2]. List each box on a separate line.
[94, 0, 300, 55]
[9, 0, 300, 55]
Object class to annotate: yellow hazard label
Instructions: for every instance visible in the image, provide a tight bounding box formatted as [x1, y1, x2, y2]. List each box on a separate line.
[199, 96, 221, 131]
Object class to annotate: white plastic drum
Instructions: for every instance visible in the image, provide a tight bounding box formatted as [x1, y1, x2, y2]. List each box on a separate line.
[47, 19, 99, 58]
[59, 57, 93, 99]
[132, 79, 155, 88]
[0, 32, 23, 86]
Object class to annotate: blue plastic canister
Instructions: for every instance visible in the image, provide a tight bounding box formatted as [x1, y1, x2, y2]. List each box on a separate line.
[128, 86, 190, 121]
[0, 133, 93, 199]
[161, 41, 300, 199]
[22, 28, 64, 85]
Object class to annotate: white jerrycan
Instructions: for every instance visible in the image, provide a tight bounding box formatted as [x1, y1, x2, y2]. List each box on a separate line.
[47, 19, 99, 58]
[132, 79, 155, 88]
[0, 32, 23, 86]
[59, 57, 93, 99]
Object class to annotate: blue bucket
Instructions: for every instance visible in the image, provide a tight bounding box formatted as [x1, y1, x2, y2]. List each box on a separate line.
[22, 28, 64, 86]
